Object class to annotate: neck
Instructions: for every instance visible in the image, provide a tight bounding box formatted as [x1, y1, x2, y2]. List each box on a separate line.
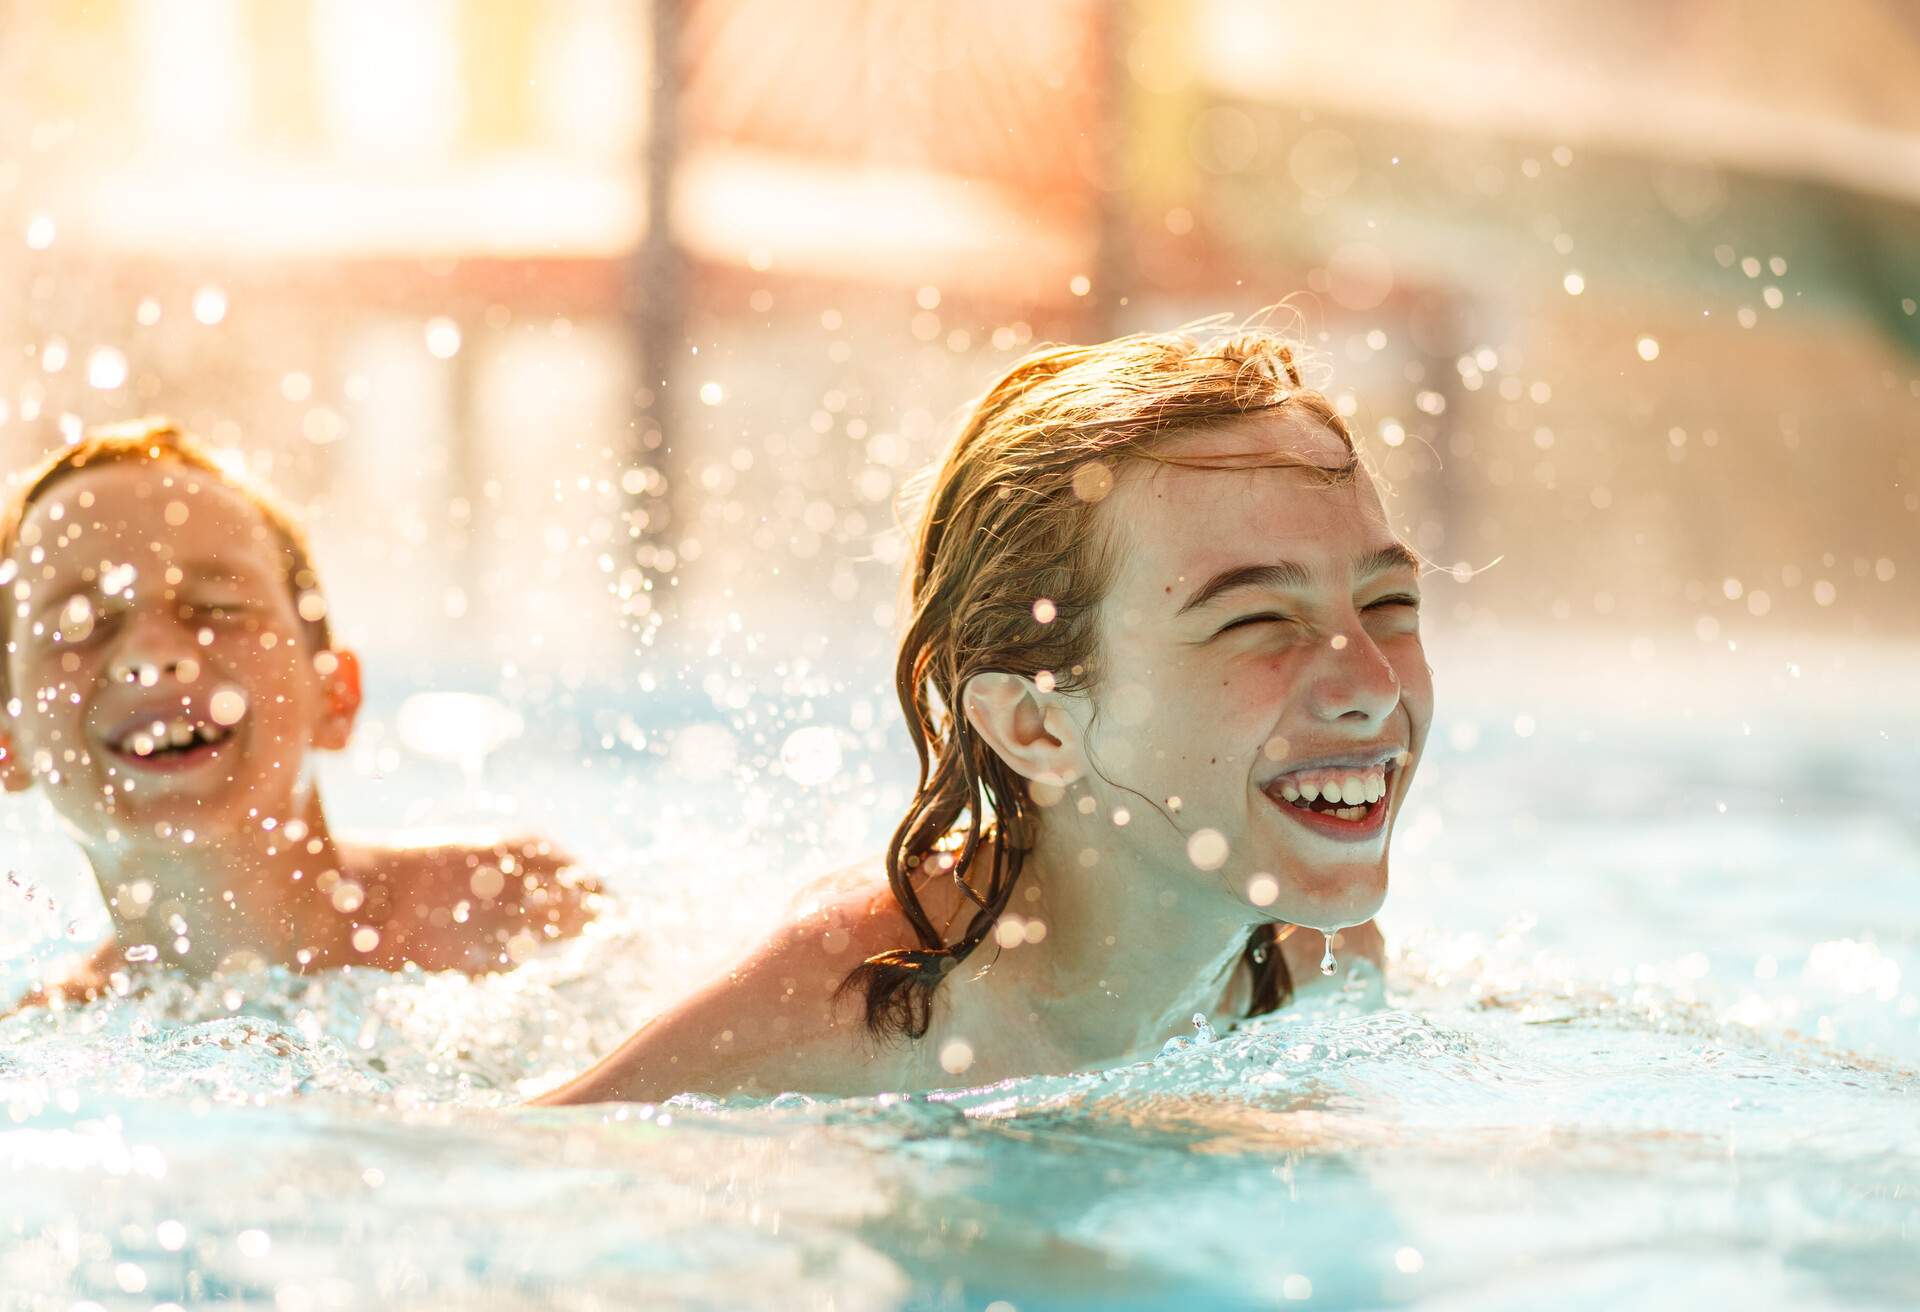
[81, 792, 351, 978]
[958, 803, 1261, 1071]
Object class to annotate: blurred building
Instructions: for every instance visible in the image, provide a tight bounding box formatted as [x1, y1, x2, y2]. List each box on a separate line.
[0, 0, 1914, 691]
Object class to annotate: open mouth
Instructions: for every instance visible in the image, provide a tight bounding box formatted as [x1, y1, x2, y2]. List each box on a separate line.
[1261, 751, 1404, 839]
[106, 713, 237, 771]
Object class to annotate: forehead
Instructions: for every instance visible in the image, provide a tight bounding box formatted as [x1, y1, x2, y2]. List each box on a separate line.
[1098, 414, 1393, 601]
[13, 460, 287, 577]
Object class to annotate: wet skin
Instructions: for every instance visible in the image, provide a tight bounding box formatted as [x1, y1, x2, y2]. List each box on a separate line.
[1054, 412, 1433, 936]
[537, 412, 1430, 1103]
[0, 460, 596, 992]
[0, 463, 342, 843]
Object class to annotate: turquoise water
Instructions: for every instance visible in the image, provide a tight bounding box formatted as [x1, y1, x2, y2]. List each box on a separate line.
[2, 643, 1916, 1309]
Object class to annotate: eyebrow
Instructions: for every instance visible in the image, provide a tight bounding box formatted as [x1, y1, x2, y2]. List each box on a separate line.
[1175, 543, 1422, 616]
[174, 560, 265, 587]
[39, 560, 260, 599]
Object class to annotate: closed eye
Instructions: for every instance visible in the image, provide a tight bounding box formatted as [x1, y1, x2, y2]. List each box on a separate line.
[1215, 612, 1295, 637]
[181, 599, 252, 621]
[1365, 594, 1420, 611]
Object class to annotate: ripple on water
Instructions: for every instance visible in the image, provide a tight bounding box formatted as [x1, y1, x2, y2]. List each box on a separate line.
[1, 937, 1916, 1309]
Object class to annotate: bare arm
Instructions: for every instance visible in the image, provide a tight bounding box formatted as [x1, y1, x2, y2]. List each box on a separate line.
[533, 893, 909, 1105]
[349, 835, 604, 975]
[3, 939, 118, 1019]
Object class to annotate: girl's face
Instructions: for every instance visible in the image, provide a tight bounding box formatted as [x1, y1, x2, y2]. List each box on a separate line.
[0, 461, 355, 848]
[1067, 414, 1433, 931]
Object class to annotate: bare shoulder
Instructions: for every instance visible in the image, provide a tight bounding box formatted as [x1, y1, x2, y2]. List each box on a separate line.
[342, 833, 604, 973]
[536, 861, 923, 1104]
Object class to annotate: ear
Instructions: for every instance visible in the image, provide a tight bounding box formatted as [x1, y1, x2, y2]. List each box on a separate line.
[0, 732, 33, 793]
[960, 671, 1084, 786]
[312, 649, 362, 752]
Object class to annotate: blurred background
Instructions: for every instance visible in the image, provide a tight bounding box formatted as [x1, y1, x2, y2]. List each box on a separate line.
[3, 13, 1917, 1303]
[0, 1, 1916, 946]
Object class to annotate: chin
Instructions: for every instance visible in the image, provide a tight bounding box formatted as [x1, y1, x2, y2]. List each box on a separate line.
[1271, 859, 1387, 930]
[81, 783, 252, 842]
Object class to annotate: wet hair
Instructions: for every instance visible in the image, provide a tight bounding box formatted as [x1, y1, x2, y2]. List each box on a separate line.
[841, 325, 1362, 1041]
[0, 418, 333, 695]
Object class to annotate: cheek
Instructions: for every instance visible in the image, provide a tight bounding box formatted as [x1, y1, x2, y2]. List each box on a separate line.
[218, 623, 302, 675]
[15, 672, 84, 730]
[1146, 655, 1302, 769]
[1387, 638, 1434, 722]
[1215, 652, 1311, 728]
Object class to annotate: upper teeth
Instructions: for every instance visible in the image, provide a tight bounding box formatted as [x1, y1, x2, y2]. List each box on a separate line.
[1274, 764, 1388, 806]
[125, 717, 222, 756]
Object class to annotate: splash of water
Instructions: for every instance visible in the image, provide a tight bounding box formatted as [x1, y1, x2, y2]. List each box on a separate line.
[1155, 1012, 1221, 1060]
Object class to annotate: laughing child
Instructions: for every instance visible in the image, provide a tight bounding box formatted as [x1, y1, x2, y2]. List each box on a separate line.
[1, 420, 598, 1008]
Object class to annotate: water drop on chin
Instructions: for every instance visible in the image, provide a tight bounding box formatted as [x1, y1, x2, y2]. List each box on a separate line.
[1320, 932, 1337, 976]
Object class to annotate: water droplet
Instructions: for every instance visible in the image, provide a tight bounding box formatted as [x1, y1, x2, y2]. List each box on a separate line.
[209, 688, 248, 726]
[124, 943, 159, 963]
[778, 725, 842, 786]
[101, 562, 137, 596]
[58, 594, 95, 643]
[1320, 932, 1337, 975]
[1070, 460, 1114, 503]
[1185, 828, 1228, 871]
[423, 316, 462, 359]
[86, 347, 128, 390]
[192, 285, 228, 326]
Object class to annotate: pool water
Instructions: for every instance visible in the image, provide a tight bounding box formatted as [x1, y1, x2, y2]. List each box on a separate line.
[2, 635, 1916, 1309]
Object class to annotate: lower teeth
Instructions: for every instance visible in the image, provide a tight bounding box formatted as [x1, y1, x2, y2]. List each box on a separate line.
[1288, 799, 1371, 820]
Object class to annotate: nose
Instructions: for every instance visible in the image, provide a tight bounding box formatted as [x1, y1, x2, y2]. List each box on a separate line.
[1308, 625, 1401, 726]
[106, 607, 202, 688]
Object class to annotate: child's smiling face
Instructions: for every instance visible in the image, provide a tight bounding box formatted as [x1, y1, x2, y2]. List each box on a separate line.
[1064, 413, 1432, 932]
[0, 459, 357, 848]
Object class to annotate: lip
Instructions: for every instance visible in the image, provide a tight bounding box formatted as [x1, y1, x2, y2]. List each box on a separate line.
[1259, 747, 1404, 844]
[1258, 742, 1408, 788]
[96, 703, 238, 775]
[1264, 781, 1393, 842]
[105, 735, 227, 774]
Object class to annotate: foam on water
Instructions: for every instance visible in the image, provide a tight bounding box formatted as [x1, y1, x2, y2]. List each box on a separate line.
[2, 935, 1914, 1309]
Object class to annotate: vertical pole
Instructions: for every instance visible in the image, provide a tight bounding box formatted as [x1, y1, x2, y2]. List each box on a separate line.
[1087, 0, 1131, 339]
[627, 0, 684, 610]
[446, 318, 481, 635]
